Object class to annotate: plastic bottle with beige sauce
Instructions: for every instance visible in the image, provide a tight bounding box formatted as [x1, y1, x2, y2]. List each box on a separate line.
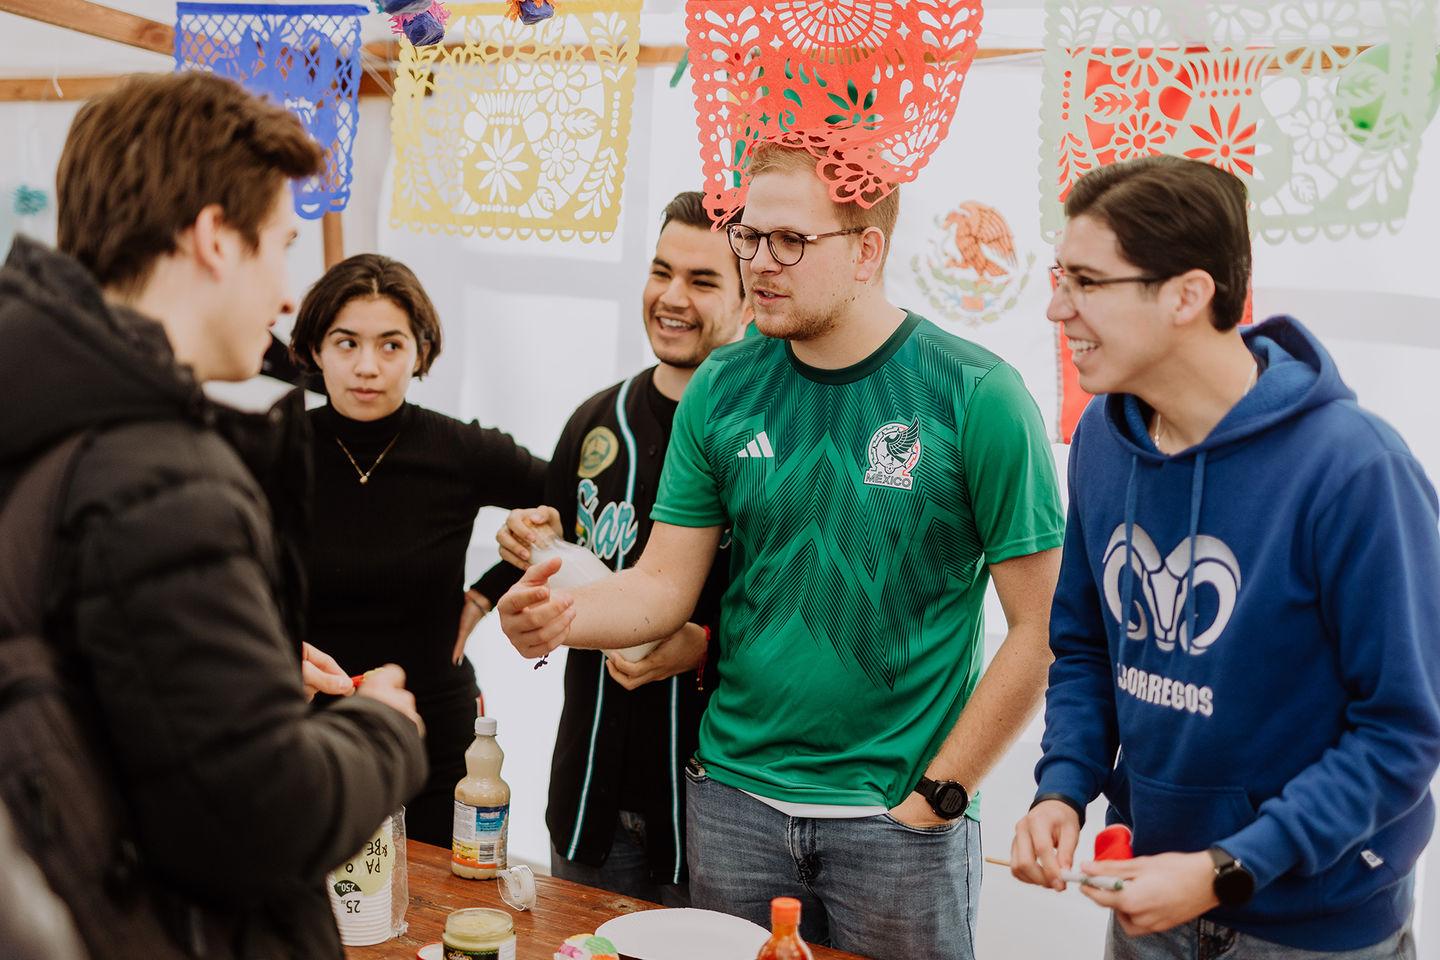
[451, 716, 509, 879]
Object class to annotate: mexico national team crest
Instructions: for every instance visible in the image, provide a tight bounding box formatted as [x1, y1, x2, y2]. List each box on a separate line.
[911, 200, 1036, 327]
[864, 419, 922, 490]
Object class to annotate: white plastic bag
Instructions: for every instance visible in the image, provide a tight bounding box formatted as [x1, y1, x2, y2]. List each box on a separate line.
[528, 532, 658, 662]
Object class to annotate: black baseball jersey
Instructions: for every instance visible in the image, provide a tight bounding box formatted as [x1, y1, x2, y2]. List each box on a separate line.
[544, 366, 727, 882]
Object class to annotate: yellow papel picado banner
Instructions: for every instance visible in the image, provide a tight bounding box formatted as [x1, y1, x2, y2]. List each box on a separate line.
[390, 0, 640, 241]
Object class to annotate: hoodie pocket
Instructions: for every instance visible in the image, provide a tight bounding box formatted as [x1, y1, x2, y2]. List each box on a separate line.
[1126, 770, 1255, 856]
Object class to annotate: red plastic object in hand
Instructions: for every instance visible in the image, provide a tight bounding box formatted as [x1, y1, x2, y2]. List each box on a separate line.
[1094, 824, 1133, 861]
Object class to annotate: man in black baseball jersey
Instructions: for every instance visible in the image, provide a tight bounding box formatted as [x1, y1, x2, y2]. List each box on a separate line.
[495, 191, 747, 904]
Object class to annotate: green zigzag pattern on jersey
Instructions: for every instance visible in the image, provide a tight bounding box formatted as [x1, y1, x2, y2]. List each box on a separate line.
[702, 326, 1004, 691]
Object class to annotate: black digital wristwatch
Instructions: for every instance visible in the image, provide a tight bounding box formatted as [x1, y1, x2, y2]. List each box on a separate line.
[1209, 846, 1255, 907]
[914, 776, 969, 819]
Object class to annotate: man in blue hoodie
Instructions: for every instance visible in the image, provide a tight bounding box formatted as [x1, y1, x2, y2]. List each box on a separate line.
[1011, 154, 1440, 958]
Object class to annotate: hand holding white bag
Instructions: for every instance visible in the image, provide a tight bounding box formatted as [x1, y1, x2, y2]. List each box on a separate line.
[527, 529, 658, 662]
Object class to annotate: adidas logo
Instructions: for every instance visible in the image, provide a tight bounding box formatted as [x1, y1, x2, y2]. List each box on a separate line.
[736, 431, 775, 459]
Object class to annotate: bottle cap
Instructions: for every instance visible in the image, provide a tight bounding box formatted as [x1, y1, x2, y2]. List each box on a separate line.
[770, 897, 801, 926]
[475, 716, 497, 736]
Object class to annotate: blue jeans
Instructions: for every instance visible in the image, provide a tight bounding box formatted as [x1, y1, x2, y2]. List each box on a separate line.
[550, 811, 690, 907]
[1107, 914, 1415, 960]
[685, 763, 980, 960]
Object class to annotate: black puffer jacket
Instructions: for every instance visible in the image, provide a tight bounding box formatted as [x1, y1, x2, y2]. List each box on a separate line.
[0, 236, 428, 958]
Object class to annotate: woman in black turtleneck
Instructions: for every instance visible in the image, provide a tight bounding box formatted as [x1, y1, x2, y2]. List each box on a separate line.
[290, 254, 544, 846]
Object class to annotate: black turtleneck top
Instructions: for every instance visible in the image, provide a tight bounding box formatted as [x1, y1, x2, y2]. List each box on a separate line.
[306, 401, 545, 703]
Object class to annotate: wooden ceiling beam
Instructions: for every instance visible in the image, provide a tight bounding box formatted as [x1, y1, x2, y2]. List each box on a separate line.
[0, 0, 173, 54]
[0, 70, 399, 102]
[0, 45, 1111, 102]
[0, 75, 125, 102]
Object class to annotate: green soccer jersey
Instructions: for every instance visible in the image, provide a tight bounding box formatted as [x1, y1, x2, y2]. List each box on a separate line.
[653, 311, 1064, 809]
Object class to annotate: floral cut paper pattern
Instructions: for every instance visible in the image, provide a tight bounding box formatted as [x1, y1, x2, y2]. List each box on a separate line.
[1039, 0, 1439, 242]
[1040, 0, 1436, 443]
[175, 2, 366, 219]
[390, 0, 640, 240]
[686, 0, 984, 224]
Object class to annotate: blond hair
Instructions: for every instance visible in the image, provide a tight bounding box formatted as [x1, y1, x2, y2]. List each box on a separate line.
[747, 142, 900, 267]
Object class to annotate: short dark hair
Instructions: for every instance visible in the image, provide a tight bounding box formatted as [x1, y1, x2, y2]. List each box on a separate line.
[289, 254, 443, 376]
[660, 191, 745, 294]
[57, 71, 323, 295]
[1064, 155, 1251, 331]
[746, 142, 901, 270]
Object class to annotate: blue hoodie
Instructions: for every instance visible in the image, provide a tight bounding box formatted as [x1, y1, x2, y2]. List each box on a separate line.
[1036, 316, 1440, 950]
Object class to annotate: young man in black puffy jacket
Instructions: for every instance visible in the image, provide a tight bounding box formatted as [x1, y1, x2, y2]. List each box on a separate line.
[0, 72, 428, 958]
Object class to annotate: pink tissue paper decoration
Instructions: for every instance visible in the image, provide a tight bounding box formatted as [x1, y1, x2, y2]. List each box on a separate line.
[686, 0, 984, 224]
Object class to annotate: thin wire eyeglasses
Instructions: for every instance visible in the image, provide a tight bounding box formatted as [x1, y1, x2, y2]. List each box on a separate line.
[1049, 264, 1169, 301]
[727, 224, 866, 266]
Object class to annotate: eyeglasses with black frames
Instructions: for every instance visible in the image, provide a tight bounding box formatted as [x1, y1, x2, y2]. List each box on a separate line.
[727, 224, 866, 266]
[1048, 264, 1169, 301]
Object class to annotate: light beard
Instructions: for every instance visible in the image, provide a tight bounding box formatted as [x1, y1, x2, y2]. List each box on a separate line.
[646, 323, 709, 370]
[749, 293, 837, 342]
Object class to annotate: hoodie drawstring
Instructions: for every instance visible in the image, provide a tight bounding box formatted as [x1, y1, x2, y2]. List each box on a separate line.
[1182, 450, 1207, 651]
[1119, 454, 1140, 652]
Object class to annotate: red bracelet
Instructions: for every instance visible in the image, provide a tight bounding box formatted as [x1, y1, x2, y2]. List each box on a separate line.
[697, 625, 711, 689]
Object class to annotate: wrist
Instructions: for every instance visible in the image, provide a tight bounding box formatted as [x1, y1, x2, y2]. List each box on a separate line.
[1031, 792, 1086, 826]
[1208, 846, 1255, 906]
[914, 775, 969, 820]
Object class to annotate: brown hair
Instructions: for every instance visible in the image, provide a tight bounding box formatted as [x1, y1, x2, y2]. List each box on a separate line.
[1064, 155, 1251, 331]
[659, 190, 746, 294]
[289, 254, 443, 376]
[57, 71, 323, 295]
[747, 141, 901, 267]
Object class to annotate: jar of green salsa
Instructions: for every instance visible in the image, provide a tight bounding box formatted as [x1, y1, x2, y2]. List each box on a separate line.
[442, 907, 515, 960]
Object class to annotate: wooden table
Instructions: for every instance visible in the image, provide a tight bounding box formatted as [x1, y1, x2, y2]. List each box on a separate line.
[344, 840, 868, 959]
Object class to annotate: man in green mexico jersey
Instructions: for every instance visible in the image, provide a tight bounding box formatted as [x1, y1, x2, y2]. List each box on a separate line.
[500, 143, 1064, 960]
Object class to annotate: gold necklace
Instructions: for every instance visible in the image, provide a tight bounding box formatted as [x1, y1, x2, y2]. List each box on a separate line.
[1152, 361, 1257, 451]
[335, 433, 401, 485]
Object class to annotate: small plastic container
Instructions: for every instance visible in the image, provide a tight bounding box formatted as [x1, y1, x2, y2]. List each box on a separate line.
[442, 907, 515, 959]
[497, 864, 536, 911]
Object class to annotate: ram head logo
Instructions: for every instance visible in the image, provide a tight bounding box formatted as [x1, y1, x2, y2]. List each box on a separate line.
[1101, 524, 1241, 655]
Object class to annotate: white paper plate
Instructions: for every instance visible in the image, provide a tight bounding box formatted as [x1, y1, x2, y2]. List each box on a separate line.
[596, 908, 769, 960]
